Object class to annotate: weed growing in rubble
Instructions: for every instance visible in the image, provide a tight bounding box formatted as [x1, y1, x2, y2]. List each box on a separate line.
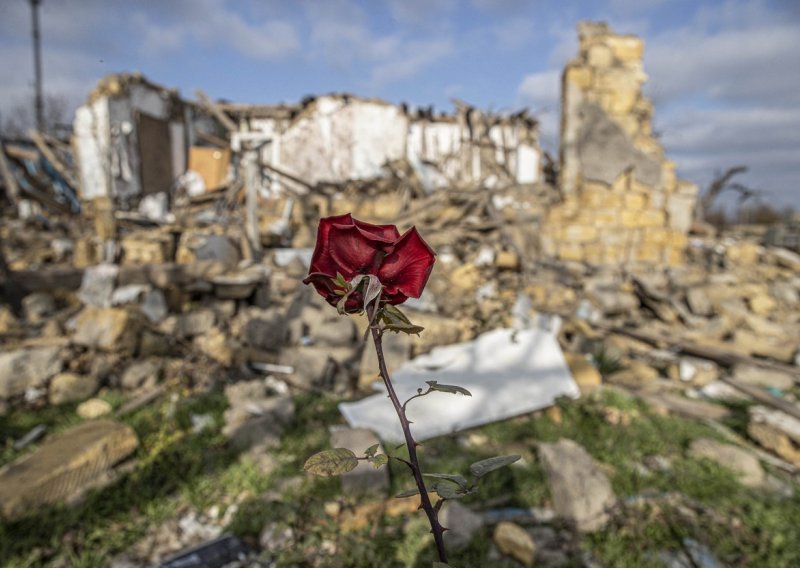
[301, 214, 519, 566]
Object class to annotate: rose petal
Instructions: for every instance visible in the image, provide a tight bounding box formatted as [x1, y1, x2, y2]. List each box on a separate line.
[328, 223, 386, 276]
[353, 218, 401, 242]
[378, 227, 435, 299]
[308, 213, 353, 276]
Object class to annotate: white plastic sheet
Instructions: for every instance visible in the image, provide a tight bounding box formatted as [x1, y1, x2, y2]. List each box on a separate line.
[339, 327, 580, 442]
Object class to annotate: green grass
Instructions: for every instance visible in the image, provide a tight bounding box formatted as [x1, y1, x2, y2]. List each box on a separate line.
[1, 387, 798, 567]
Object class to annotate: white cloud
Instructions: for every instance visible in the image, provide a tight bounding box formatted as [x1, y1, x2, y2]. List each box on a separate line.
[370, 38, 455, 85]
[516, 69, 561, 150]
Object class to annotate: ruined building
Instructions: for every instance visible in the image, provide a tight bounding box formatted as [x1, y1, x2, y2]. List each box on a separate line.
[65, 21, 696, 268]
[540, 21, 698, 265]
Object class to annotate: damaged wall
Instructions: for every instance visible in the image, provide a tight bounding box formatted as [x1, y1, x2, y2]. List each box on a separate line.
[244, 95, 541, 191]
[540, 22, 698, 266]
[73, 74, 217, 209]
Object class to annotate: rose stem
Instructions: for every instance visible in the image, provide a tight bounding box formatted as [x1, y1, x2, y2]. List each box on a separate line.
[366, 303, 448, 563]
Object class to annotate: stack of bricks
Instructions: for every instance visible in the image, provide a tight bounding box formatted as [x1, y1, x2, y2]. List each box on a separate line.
[541, 21, 698, 266]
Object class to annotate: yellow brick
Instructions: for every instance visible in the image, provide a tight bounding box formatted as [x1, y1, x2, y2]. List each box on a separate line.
[661, 161, 677, 192]
[607, 89, 639, 115]
[603, 245, 627, 265]
[559, 243, 585, 262]
[564, 225, 599, 243]
[639, 209, 666, 228]
[583, 242, 605, 262]
[612, 170, 633, 193]
[621, 210, 642, 228]
[634, 244, 662, 263]
[665, 231, 688, 248]
[624, 192, 648, 210]
[634, 135, 662, 157]
[665, 246, 684, 266]
[565, 65, 593, 89]
[590, 209, 620, 226]
[606, 35, 644, 62]
[643, 228, 668, 245]
[588, 44, 613, 67]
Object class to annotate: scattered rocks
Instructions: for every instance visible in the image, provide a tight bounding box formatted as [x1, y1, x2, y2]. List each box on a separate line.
[22, 292, 56, 323]
[688, 438, 765, 487]
[72, 306, 141, 353]
[732, 364, 795, 391]
[748, 406, 800, 466]
[607, 360, 659, 389]
[538, 439, 616, 532]
[564, 352, 603, 394]
[119, 358, 163, 391]
[223, 381, 295, 450]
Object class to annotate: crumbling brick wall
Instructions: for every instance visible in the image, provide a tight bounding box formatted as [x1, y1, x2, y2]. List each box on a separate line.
[540, 21, 698, 266]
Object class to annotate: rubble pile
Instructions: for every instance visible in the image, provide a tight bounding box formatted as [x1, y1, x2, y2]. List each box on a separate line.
[0, 19, 797, 567]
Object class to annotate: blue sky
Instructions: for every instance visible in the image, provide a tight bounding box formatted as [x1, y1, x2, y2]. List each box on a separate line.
[1, 0, 798, 208]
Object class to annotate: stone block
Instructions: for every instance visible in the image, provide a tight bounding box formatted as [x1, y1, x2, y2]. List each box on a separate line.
[49, 372, 100, 405]
[623, 192, 648, 210]
[72, 306, 140, 353]
[0, 420, 138, 518]
[538, 439, 616, 532]
[633, 243, 663, 264]
[606, 35, 644, 61]
[689, 438, 764, 487]
[0, 347, 62, 399]
[564, 65, 593, 89]
[564, 225, 599, 243]
[120, 233, 174, 265]
[22, 292, 56, 323]
[587, 44, 613, 67]
[559, 242, 585, 262]
[194, 328, 235, 366]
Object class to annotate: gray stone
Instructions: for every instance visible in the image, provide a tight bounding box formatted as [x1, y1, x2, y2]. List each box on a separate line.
[688, 438, 765, 488]
[587, 288, 639, 317]
[194, 235, 241, 264]
[576, 103, 662, 189]
[22, 292, 56, 323]
[120, 359, 163, 391]
[0, 346, 62, 399]
[538, 439, 616, 532]
[732, 364, 795, 391]
[139, 289, 168, 323]
[238, 308, 286, 351]
[281, 346, 354, 389]
[223, 394, 295, 450]
[0, 419, 138, 518]
[77, 263, 119, 308]
[175, 309, 217, 339]
[49, 372, 100, 405]
[440, 501, 484, 551]
[770, 248, 800, 271]
[686, 287, 713, 317]
[493, 521, 536, 566]
[329, 427, 389, 495]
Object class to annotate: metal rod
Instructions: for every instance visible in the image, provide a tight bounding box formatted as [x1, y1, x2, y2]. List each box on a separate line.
[30, 0, 44, 133]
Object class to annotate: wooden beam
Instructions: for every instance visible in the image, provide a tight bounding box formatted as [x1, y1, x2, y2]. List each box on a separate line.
[28, 130, 80, 189]
[0, 143, 21, 206]
[195, 90, 238, 133]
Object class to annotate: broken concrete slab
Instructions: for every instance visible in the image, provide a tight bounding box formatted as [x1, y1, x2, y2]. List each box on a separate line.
[0, 346, 62, 399]
[340, 327, 579, 441]
[538, 438, 616, 532]
[0, 419, 138, 519]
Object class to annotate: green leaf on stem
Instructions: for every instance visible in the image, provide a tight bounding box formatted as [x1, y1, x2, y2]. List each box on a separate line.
[395, 488, 421, 498]
[369, 454, 389, 469]
[304, 448, 359, 476]
[469, 455, 521, 478]
[381, 304, 425, 335]
[364, 444, 379, 458]
[425, 380, 472, 397]
[423, 473, 469, 490]
[431, 480, 467, 500]
[334, 272, 349, 289]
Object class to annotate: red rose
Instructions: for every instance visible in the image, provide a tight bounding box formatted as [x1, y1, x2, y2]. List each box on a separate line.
[303, 213, 436, 313]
